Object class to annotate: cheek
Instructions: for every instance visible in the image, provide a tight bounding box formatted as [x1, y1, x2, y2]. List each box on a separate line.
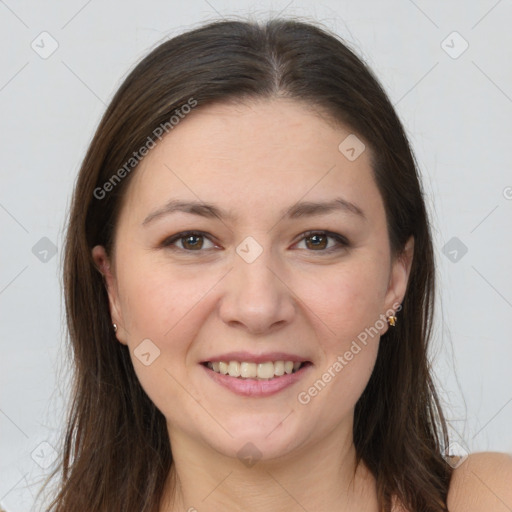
[298, 256, 389, 343]
[116, 259, 216, 341]
[305, 346, 378, 429]
[295, 266, 383, 422]
[291, 257, 386, 407]
[115, 260, 212, 419]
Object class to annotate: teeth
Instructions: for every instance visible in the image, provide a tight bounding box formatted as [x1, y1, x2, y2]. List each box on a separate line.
[240, 362, 257, 378]
[257, 362, 274, 379]
[219, 361, 229, 375]
[206, 360, 305, 379]
[274, 361, 285, 376]
[228, 361, 241, 377]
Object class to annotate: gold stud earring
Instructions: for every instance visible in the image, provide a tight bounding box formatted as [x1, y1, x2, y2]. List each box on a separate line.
[387, 315, 397, 327]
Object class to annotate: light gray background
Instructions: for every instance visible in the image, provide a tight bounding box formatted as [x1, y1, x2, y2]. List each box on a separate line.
[1, 1, 511, 510]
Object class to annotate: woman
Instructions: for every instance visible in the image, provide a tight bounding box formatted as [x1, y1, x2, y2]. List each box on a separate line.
[45, 17, 512, 512]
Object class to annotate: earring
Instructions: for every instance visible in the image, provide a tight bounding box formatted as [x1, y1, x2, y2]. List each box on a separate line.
[387, 315, 397, 327]
[112, 323, 118, 332]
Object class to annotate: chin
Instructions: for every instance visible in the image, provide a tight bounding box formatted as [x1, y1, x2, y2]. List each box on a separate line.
[202, 418, 306, 463]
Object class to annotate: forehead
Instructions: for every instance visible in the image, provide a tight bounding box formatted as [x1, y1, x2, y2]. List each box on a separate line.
[120, 98, 384, 225]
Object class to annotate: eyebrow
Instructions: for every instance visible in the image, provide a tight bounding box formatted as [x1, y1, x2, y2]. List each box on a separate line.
[142, 197, 366, 226]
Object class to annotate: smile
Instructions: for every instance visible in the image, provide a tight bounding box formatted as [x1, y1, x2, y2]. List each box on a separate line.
[201, 360, 313, 397]
[204, 360, 308, 380]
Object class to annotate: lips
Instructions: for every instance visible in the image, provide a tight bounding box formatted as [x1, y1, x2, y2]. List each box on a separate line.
[199, 351, 312, 397]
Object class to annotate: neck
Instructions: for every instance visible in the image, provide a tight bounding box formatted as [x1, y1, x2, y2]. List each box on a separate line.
[160, 421, 378, 512]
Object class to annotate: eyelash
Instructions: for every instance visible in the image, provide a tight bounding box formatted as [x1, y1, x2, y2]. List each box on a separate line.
[160, 230, 350, 255]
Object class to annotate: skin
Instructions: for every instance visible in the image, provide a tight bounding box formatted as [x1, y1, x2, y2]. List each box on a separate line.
[92, 98, 512, 511]
[92, 97, 415, 511]
[448, 452, 512, 511]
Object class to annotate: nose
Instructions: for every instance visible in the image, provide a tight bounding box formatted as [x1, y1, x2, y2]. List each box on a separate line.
[218, 242, 296, 335]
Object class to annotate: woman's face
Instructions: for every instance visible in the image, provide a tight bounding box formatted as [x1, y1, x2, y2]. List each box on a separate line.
[93, 98, 412, 462]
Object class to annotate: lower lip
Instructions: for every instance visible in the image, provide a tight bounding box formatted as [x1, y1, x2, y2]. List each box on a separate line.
[201, 363, 312, 397]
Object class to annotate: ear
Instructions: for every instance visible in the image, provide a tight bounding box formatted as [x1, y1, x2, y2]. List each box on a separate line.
[91, 245, 127, 345]
[381, 236, 414, 333]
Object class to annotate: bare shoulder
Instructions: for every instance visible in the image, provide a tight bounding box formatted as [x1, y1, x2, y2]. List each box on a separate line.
[447, 451, 512, 512]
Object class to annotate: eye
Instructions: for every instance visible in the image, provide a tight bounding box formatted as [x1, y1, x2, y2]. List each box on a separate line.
[161, 231, 217, 252]
[294, 231, 349, 253]
[160, 230, 349, 254]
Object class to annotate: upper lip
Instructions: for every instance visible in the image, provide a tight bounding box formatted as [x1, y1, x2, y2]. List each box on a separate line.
[201, 351, 310, 364]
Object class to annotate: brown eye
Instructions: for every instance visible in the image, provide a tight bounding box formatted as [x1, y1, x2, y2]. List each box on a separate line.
[296, 231, 349, 253]
[305, 233, 328, 250]
[181, 234, 204, 250]
[162, 231, 217, 252]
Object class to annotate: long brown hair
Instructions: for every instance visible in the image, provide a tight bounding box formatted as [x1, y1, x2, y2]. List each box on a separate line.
[46, 17, 452, 511]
